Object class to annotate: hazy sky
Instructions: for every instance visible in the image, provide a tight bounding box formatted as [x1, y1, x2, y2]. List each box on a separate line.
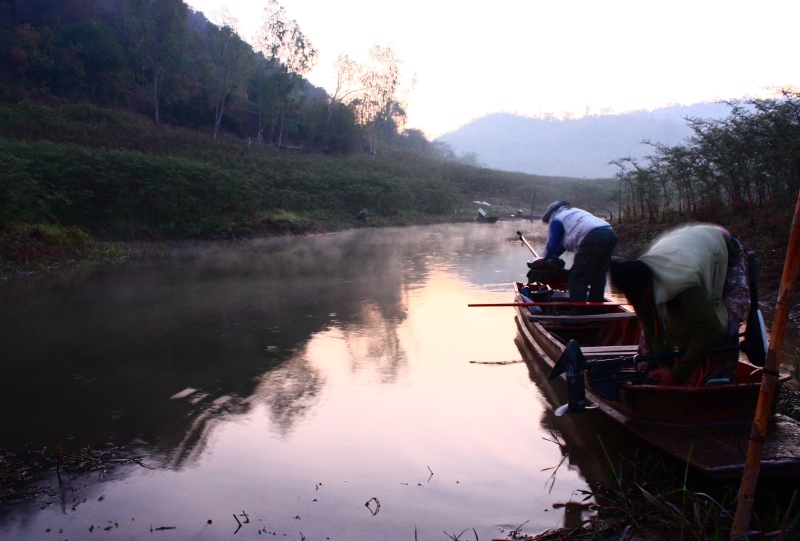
[185, 0, 799, 138]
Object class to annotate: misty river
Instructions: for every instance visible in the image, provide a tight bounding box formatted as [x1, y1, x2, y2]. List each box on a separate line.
[2, 221, 791, 540]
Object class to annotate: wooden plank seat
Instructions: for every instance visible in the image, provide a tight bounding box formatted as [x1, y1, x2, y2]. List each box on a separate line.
[526, 312, 639, 322]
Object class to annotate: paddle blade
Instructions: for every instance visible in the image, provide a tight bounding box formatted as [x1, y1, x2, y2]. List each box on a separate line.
[548, 340, 585, 381]
[554, 403, 570, 417]
[742, 308, 768, 366]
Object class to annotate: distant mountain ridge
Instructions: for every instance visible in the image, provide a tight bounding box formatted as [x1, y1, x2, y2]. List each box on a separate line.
[437, 102, 738, 179]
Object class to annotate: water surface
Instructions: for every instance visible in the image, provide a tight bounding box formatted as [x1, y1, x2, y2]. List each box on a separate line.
[0, 221, 792, 540]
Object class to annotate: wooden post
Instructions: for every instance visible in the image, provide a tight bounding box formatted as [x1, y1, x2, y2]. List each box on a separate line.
[530, 187, 536, 224]
[731, 190, 800, 539]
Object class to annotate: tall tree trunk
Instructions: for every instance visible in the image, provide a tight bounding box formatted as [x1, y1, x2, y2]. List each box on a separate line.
[257, 94, 264, 143]
[153, 70, 160, 124]
[213, 93, 228, 140]
[278, 109, 284, 148]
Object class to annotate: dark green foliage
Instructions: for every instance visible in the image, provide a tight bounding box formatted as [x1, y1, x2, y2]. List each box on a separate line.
[53, 20, 126, 98]
[0, 150, 49, 223]
[0, 1, 354, 151]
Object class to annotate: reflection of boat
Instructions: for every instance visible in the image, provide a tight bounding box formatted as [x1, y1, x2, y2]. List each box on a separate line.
[512, 281, 800, 478]
[515, 334, 635, 489]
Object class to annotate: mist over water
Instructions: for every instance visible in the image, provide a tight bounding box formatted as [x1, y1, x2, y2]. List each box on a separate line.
[8, 221, 786, 539]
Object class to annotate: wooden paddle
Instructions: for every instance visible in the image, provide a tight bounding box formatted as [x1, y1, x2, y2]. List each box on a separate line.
[516, 230, 540, 259]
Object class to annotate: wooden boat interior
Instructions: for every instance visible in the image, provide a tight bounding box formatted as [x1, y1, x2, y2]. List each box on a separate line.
[515, 283, 641, 349]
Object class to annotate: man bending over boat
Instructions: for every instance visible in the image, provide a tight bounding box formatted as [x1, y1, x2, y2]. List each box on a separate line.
[609, 224, 749, 387]
[541, 201, 617, 314]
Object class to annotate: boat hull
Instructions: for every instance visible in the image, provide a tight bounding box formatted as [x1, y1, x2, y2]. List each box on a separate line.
[512, 281, 800, 477]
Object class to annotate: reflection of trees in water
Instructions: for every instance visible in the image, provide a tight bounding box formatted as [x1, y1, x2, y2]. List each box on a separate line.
[165, 393, 251, 468]
[344, 300, 407, 383]
[250, 355, 324, 438]
[0, 224, 521, 498]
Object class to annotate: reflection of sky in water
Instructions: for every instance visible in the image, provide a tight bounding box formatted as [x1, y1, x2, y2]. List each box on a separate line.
[3, 221, 791, 540]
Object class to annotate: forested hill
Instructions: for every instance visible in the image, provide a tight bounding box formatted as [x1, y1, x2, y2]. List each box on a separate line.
[437, 103, 739, 178]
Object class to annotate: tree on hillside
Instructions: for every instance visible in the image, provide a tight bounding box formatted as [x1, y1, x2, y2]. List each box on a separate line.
[54, 19, 127, 100]
[128, 0, 188, 124]
[251, 0, 317, 147]
[323, 54, 362, 151]
[350, 44, 410, 158]
[5, 22, 56, 93]
[203, 10, 251, 140]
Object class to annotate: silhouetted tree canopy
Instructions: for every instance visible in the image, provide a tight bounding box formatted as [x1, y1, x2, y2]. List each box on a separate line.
[0, 0, 443, 158]
[611, 90, 800, 225]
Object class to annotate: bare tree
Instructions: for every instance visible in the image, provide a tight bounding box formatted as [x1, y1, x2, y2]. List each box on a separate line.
[128, 0, 188, 124]
[204, 10, 251, 140]
[349, 45, 412, 157]
[251, 0, 317, 146]
[323, 54, 363, 150]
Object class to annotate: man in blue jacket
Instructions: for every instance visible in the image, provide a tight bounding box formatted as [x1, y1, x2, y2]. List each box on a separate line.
[542, 201, 617, 313]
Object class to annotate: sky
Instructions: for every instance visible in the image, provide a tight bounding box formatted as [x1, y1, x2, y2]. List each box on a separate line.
[185, 0, 800, 138]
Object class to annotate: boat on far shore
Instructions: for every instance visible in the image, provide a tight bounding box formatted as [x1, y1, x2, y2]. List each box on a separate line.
[475, 207, 499, 223]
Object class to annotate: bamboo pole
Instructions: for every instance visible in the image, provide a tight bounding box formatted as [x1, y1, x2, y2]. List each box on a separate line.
[731, 190, 800, 539]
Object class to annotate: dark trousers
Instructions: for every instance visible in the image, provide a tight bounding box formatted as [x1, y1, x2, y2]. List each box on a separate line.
[569, 227, 617, 314]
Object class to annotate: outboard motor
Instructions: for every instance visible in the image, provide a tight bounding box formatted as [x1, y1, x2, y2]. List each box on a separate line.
[548, 340, 644, 415]
[741, 252, 768, 366]
[546, 340, 588, 413]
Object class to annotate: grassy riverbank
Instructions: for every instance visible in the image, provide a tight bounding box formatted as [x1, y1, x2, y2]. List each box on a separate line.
[0, 102, 617, 273]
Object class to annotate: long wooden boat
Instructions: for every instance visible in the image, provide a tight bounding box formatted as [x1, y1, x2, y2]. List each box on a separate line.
[512, 281, 800, 478]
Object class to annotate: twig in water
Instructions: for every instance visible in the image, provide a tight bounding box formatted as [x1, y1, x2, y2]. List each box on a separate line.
[542, 453, 569, 494]
[365, 497, 381, 515]
[132, 458, 156, 469]
[509, 519, 529, 539]
[443, 528, 472, 540]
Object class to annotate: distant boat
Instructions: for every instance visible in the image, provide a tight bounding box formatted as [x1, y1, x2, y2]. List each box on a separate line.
[475, 208, 499, 223]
